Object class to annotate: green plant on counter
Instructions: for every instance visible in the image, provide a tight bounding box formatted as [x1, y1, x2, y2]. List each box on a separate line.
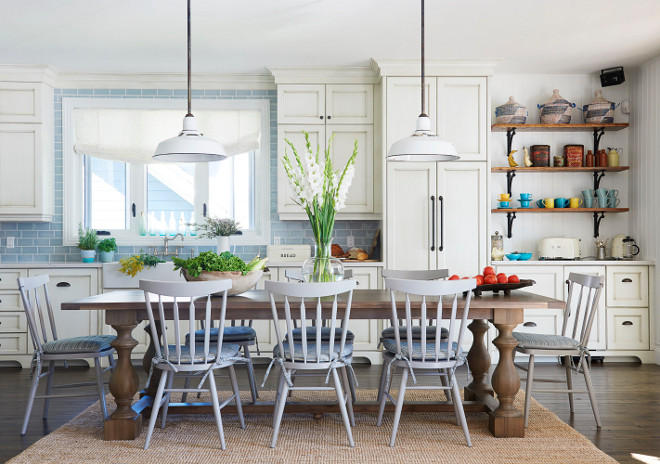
[97, 238, 117, 253]
[193, 217, 240, 238]
[172, 251, 268, 278]
[77, 224, 99, 250]
[118, 251, 165, 277]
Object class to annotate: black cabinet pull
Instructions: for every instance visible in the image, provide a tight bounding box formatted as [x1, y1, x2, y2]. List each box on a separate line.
[622, 321, 633, 326]
[430, 196, 435, 251]
[438, 196, 444, 252]
[56, 282, 71, 288]
[523, 322, 537, 328]
[622, 278, 633, 283]
[131, 203, 136, 217]
[327, 115, 332, 120]
[203, 203, 207, 217]
[319, 116, 324, 120]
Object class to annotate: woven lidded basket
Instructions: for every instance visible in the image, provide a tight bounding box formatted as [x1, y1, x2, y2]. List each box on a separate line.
[495, 96, 528, 124]
[538, 89, 575, 124]
[582, 90, 618, 123]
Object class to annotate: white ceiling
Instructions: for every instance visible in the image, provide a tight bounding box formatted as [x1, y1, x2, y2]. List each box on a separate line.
[2, 0, 660, 76]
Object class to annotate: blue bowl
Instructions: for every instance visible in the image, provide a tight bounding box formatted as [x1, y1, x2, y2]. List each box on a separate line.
[506, 253, 521, 261]
[518, 252, 532, 260]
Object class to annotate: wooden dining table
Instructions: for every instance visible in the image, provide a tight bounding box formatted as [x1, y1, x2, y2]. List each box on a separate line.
[62, 288, 564, 441]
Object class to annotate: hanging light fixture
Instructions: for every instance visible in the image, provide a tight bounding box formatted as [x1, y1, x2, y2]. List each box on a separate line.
[387, 0, 459, 162]
[153, 0, 226, 162]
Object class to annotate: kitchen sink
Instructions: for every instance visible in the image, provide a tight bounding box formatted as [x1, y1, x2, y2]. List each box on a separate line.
[102, 262, 184, 289]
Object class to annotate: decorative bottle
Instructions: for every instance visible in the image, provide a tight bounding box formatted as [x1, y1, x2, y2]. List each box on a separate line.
[585, 150, 594, 167]
[139, 212, 147, 236]
[598, 150, 608, 168]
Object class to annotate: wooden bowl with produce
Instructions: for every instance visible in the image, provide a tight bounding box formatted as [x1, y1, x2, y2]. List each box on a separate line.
[172, 251, 268, 296]
[450, 266, 535, 297]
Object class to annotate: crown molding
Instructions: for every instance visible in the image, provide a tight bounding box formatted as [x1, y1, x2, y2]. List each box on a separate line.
[0, 65, 58, 86]
[55, 72, 275, 90]
[267, 67, 380, 84]
[371, 59, 500, 77]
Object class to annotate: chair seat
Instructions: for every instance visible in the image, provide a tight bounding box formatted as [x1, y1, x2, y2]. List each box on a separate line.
[41, 335, 115, 354]
[157, 343, 240, 365]
[186, 326, 257, 344]
[513, 332, 580, 350]
[382, 338, 459, 361]
[273, 341, 354, 362]
[288, 327, 355, 343]
[380, 326, 449, 341]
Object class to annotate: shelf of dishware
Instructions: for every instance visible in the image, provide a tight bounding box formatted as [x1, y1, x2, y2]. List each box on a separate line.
[491, 123, 629, 132]
[491, 208, 629, 213]
[491, 166, 629, 173]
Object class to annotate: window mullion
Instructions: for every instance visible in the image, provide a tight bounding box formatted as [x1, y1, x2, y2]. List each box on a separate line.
[130, 163, 146, 237]
[196, 163, 210, 221]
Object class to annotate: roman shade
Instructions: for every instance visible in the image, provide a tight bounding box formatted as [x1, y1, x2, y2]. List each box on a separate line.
[73, 108, 260, 163]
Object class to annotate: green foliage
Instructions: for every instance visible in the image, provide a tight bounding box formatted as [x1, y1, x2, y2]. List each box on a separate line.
[118, 251, 164, 277]
[97, 238, 117, 252]
[193, 217, 239, 238]
[77, 224, 99, 250]
[172, 251, 253, 278]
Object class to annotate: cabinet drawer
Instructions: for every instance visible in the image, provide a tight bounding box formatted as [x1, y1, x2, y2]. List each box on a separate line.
[0, 292, 22, 312]
[517, 309, 564, 336]
[606, 308, 649, 350]
[0, 333, 28, 355]
[0, 270, 26, 290]
[606, 266, 648, 307]
[0, 312, 27, 332]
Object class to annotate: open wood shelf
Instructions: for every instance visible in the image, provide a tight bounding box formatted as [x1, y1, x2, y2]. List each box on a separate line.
[491, 123, 629, 132]
[492, 166, 629, 173]
[492, 208, 629, 213]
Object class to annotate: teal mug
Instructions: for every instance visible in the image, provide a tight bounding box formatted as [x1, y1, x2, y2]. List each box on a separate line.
[555, 197, 569, 208]
[536, 199, 545, 208]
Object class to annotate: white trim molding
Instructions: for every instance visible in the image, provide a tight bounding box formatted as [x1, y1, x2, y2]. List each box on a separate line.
[371, 59, 500, 77]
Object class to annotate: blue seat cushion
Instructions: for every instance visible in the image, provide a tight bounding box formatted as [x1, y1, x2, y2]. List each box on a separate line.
[513, 332, 580, 350]
[273, 341, 354, 362]
[382, 338, 459, 360]
[288, 327, 355, 343]
[157, 343, 240, 364]
[381, 326, 449, 341]
[41, 335, 115, 354]
[185, 326, 257, 344]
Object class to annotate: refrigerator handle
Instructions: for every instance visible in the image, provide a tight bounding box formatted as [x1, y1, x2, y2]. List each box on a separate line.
[439, 195, 444, 252]
[430, 195, 436, 251]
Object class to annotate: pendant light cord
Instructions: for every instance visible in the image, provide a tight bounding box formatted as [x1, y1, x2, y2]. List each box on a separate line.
[420, 0, 426, 117]
[186, 0, 192, 116]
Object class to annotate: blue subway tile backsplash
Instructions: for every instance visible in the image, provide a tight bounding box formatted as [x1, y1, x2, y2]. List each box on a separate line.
[0, 88, 380, 264]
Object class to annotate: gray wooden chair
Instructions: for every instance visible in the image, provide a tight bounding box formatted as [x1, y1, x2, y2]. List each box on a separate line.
[140, 279, 245, 450]
[18, 275, 115, 436]
[377, 277, 476, 447]
[263, 279, 357, 448]
[513, 272, 604, 428]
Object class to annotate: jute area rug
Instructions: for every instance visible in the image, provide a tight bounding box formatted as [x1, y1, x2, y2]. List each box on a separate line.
[8, 389, 616, 464]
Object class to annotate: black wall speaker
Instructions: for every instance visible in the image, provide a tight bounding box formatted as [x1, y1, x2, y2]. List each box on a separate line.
[600, 67, 625, 87]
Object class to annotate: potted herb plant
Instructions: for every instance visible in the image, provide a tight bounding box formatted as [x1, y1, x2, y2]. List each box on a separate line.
[97, 238, 117, 263]
[194, 217, 240, 253]
[77, 224, 100, 263]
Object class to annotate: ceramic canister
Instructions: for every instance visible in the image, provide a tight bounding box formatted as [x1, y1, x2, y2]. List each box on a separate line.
[530, 145, 550, 167]
[564, 145, 584, 167]
[495, 96, 528, 124]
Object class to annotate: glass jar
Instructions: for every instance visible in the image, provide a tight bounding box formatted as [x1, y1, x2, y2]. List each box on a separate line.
[491, 231, 504, 261]
[302, 238, 344, 282]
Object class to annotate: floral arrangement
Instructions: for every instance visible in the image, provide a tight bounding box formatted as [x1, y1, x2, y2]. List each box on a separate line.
[193, 217, 239, 238]
[118, 251, 164, 277]
[281, 131, 358, 280]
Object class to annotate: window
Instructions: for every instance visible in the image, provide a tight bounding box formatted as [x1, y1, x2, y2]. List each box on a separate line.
[63, 98, 270, 246]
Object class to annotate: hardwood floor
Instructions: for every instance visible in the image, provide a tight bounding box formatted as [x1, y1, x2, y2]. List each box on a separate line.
[0, 361, 658, 463]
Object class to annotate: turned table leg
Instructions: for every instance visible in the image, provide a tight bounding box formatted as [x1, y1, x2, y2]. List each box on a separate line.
[105, 312, 142, 440]
[465, 319, 493, 400]
[490, 309, 525, 438]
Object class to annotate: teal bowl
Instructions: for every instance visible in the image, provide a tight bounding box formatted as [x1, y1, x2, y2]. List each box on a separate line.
[506, 253, 521, 261]
[518, 252, 532, 260]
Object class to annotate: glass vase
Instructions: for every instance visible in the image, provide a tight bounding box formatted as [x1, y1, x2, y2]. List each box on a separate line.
[302, 237, 344, 282]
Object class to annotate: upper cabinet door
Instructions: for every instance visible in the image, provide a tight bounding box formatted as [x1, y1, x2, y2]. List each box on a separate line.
[325, 85, 373, 124]
[277, 84, 325, 124]
[436, 77, 487, 161]
[0, 83, 43, 124]
[386, 77, 436, 150]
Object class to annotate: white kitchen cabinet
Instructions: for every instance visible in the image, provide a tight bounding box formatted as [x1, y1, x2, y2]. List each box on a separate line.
[606, 308, 649, 350]
[386, 76, 487, 161]
[386, 161, 487, 276]
[606, 265, 649, 307]
[278, 84, 373, 124]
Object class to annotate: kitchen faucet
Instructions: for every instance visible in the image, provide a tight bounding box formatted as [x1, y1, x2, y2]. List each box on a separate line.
[151, 233, 184, 258]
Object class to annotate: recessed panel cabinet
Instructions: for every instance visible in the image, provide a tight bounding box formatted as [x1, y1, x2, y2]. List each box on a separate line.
[278, 84, 373, 124]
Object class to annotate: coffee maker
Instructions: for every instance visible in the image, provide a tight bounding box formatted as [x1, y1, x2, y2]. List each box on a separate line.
[611, 235, 640, 260]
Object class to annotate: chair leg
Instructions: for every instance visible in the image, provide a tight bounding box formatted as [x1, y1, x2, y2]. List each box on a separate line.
[228, 364, 245, 430]
[243, 345, 259, 402]
[181, 377, 191, 403]
[144, 371, 168, 450]
[389, 367, 408, 447]
[273, 370, 286, 429]
[340, 366, 355, 427]
[160, 372, 174, 429]
[21, 362, 42, 435]
[376, 363, 393, 427]
[565, 355, 575, 413]
[42, 361, 55, 420]
[376, 361, 388, 403]
[451, 370, 472, 447]
[108, 354, 115, 371]
[271, 376, 290, 448]
[94, 357, 108, 419]
[207, 373, 227, 450]
[582, 363, 602, 428]
[523, 355, 535, 428]
[345, 365, 357, 404]
[332, 368, 355, 447]
[440, 368, 453, 402]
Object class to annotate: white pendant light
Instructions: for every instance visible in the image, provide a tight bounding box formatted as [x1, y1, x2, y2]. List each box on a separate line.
[387, 0, 459, 162]
[153, 0, 226, 162]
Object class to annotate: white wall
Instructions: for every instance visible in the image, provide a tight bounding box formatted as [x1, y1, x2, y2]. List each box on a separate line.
[491, 75, 630, 258]
[629, 56, 660, 363]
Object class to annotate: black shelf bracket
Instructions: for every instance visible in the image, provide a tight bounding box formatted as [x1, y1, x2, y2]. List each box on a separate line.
[593, 170, 606, 190]
[506, 170, 516, 196]
[506, 128, 516, 155]
[593, 212, 605, 238]
[506, 212, 517, 238]
[592, 128, 605, 153]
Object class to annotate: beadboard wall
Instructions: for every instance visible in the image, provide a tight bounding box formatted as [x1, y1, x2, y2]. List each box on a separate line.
[490, 75, 630, 258]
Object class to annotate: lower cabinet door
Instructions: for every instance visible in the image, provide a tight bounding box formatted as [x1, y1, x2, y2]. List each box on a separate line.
[0, 333, 27, 355]
[606, 307, 649, 350]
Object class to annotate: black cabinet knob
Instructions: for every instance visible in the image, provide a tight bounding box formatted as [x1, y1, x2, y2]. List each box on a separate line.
[327, 115, 332, 120]
[319, 116, 324, 120]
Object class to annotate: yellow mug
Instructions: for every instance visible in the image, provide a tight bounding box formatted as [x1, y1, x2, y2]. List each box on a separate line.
[569, 197, 583, 208]
[543, 198, 555, 208]
[499, 193, 511, 201]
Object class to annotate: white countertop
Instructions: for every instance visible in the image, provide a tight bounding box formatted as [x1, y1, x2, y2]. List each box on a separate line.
[0, 263, 103, 269]
[495, 260, 654, 266]
[267, 261, 384, 267]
